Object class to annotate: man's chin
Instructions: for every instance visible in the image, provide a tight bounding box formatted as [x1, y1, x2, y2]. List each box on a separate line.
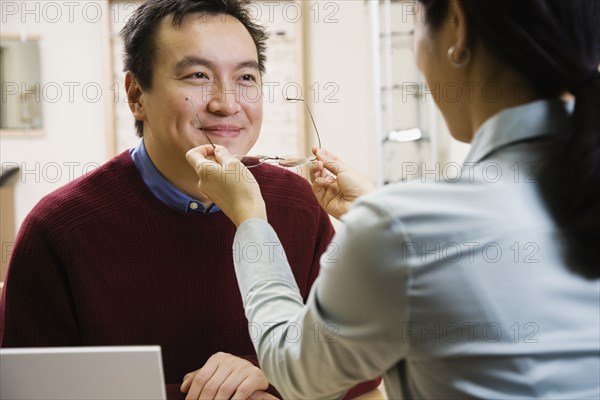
[185, 142, 250, 158]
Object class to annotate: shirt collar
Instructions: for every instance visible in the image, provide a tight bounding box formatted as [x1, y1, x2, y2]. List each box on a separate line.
[130, 140, 220, 214]
[464, 99, 572, 164]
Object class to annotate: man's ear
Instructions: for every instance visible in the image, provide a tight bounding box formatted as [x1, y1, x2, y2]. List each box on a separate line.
[125, 71, 145, 120]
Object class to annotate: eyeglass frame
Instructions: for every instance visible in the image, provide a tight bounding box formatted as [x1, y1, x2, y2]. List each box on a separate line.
[185, 96, 322, 168]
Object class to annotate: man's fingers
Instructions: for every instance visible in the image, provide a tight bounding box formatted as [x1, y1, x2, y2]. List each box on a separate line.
[184, 364, 218, 400]
[247, 391, 278, 400]
[183, 353, 270, 400]
[230, 372, 269, 400]
[199, 367, 234, 400]
[214, 372, 245, 400]
[180, 372, 194, 393]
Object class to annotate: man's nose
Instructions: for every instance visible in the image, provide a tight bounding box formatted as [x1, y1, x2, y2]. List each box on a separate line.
[206, 82, 241, 116]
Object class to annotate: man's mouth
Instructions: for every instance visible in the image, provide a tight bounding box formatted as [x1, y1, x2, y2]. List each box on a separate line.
[200, 125, 242, 138]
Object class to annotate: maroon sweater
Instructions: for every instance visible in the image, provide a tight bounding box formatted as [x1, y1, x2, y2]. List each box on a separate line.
[0, 151, 333, 377]
[0, 151, 381, 397]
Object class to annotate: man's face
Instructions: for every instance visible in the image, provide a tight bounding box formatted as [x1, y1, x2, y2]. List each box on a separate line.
[139, 13, 263, 162]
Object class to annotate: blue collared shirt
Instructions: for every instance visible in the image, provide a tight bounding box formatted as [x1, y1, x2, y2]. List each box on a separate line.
[130, 140, 220, 214]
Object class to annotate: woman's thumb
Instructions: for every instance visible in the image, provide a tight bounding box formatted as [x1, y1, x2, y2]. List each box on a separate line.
[186, 148, 204, 170]
[214, 145, 238, 165]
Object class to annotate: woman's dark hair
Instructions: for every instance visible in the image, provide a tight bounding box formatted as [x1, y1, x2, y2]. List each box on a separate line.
[418, 0, 600, 278]
[120, 0, 268, 137]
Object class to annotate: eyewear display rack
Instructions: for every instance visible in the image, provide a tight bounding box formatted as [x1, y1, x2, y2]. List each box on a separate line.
[369, 0, 440, 186]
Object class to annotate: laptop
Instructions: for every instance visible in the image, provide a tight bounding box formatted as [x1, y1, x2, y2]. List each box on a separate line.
[0, 346, 166, 400]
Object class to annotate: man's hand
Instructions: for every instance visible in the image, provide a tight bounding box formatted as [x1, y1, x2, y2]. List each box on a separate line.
[180, 352, 277, 400]
[186, 145, 267, 227]
[310, 148, 375, 219]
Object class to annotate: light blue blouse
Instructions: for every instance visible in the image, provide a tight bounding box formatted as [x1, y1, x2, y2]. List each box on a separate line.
[233, 100, 600, 399]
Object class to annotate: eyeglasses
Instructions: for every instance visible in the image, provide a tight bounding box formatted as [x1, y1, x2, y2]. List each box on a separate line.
[185, 96, 322, 168]
[186, 96, 216, 148]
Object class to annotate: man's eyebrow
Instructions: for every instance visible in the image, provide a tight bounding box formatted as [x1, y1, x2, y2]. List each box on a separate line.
[237, 60, 260, 71]
[174, 56, 260, 72]
[174, 56, 214, 72]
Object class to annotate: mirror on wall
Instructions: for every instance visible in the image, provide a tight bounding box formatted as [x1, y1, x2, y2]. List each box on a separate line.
[0, 37, 43, 136]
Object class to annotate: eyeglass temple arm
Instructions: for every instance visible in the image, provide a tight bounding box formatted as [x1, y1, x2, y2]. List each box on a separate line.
[286, 97, 322, 150]
[185, 97, 216, 149]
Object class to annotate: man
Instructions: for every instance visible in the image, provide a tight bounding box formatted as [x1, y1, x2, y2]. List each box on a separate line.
[0, 0, 379, 398]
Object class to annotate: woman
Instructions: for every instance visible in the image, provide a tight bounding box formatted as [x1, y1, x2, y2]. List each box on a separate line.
[185, 0, 600, 398]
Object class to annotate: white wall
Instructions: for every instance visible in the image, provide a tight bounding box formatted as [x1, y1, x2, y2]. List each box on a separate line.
[1, 1, 111, 232]
[304, 1, 378, 182]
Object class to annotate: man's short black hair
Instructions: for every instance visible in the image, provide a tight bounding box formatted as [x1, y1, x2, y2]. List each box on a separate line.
[121, 0, 268, 137]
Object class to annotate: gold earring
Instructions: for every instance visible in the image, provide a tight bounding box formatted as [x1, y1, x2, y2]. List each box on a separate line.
[447, 45, 471, 68]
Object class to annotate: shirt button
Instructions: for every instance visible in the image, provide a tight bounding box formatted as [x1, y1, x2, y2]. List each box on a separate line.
[189, 202, 199, 210]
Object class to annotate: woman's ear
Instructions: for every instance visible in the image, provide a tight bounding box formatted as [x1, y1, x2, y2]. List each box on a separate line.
[447, 0, 469, 60]
[125, 71, 145, 120]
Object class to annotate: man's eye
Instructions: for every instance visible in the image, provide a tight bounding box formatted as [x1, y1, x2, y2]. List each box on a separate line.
[191, 72, 208, 79]
[240, 74, 256, 82]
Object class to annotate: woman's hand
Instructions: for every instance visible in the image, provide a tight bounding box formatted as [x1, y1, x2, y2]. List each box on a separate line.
[309, 148, 375, 220]
[186, 145, 267, 227]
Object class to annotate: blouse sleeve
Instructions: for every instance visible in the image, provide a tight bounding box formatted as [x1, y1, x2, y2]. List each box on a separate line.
[233, 203, 410, 399]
